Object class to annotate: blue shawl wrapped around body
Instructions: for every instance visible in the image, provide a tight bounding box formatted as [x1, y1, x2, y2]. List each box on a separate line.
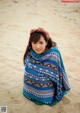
[23, 47, 70, 106]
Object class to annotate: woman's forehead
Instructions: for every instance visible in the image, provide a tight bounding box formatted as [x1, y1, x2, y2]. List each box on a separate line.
[38, 36, 46, 42]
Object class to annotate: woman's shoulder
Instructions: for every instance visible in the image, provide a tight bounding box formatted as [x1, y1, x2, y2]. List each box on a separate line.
[51, 47, 60, 54]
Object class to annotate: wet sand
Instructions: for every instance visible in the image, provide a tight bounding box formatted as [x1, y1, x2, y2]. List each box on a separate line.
[0, 0, 80, 113]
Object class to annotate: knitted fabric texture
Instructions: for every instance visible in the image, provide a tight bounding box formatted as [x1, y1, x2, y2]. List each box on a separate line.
[23, 47, 70, 106]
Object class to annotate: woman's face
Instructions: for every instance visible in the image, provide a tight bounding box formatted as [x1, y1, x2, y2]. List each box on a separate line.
[31, 36, 47, 54]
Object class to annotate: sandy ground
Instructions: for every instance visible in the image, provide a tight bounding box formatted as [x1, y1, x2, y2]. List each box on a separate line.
[0, 0, 80, 113]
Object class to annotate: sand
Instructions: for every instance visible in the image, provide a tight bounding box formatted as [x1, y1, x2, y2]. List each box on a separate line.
[0, 0, 80, 113]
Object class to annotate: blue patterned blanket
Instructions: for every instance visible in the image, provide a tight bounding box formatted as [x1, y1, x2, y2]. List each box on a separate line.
[23, 47, 70, 106]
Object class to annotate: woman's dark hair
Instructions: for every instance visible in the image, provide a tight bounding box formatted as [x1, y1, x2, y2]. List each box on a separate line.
[23, 29, 57, 64]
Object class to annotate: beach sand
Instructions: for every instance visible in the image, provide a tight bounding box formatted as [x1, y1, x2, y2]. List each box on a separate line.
[0, 0, 80, 113]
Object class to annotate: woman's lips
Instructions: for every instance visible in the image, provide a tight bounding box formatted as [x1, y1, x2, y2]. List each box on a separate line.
[35, 49, 42, 51]
[35, 49, 42, 53]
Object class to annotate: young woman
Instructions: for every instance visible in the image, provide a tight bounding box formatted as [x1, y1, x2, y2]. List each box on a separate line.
[23, 27, 70, 106]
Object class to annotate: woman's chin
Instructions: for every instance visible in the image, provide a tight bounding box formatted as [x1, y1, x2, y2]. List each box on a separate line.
[34, 49, 46, 54]
[36, 51, 42, 54]
[34, 50, 43, 54]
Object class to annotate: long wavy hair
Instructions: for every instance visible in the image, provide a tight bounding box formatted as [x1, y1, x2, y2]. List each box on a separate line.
[23, 28, 57, 64]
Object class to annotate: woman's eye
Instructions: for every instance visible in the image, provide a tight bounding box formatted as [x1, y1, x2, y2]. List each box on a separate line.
[32, 41, 43, 44]
[32, 42, 36, 44]
[39, 41, 43, 44]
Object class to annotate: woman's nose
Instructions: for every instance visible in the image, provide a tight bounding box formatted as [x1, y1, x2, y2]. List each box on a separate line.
[36, 44, 40, 48]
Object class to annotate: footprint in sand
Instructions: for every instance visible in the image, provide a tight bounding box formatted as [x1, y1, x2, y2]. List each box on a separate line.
[13, 0, 18, 3]
[74, 103, 80, 111]
[11, 96, 14, 99]
[62, 96, 71, 105]
[57, 107, 67, 113]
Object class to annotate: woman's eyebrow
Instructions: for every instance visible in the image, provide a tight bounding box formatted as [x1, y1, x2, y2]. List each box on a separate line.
[39, 41, 43, 43]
